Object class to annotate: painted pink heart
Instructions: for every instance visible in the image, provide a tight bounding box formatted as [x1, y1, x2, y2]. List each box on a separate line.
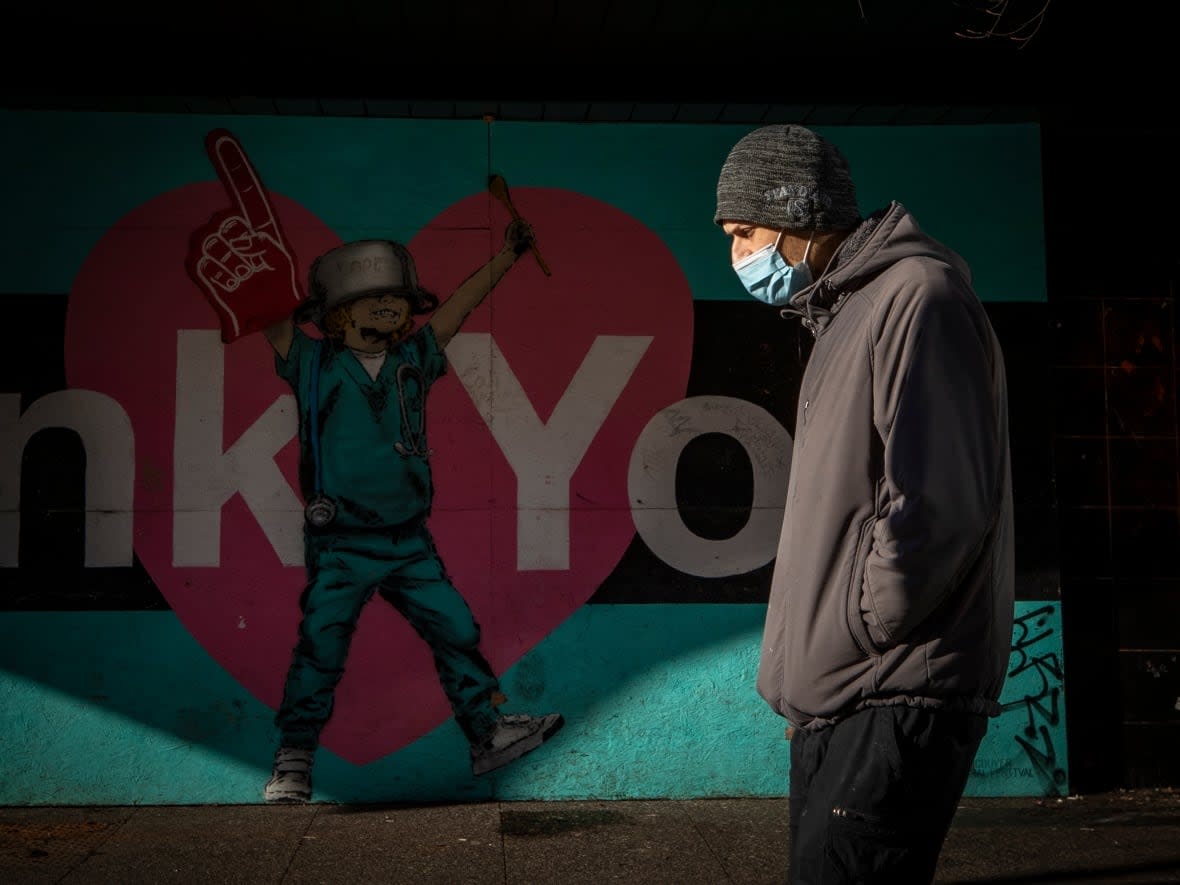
[64, 179, 694, 764]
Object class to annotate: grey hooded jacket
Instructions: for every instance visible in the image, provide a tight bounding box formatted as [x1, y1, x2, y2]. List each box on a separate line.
[758, 201, 1015, 731]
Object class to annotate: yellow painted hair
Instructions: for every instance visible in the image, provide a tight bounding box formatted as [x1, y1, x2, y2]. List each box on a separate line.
[322, 300, 414, 350]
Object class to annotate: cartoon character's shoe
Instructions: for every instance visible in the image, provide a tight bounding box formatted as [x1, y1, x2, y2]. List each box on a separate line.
[470, 713, 564, 776]
[264, 747, 314, 803]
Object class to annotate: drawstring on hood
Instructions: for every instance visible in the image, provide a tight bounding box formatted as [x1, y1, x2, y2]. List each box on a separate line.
[776, 202, 971, 345]
[778, 207, 889, 337]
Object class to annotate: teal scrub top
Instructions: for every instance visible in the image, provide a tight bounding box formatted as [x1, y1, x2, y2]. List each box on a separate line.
[277, 325, 447, 530]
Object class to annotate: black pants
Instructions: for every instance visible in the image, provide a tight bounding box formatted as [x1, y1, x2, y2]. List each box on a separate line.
[788, 706, 986, 885]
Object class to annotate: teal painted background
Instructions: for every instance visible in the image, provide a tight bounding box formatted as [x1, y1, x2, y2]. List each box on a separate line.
[0, 110, 1045, 303]
[0, 602, 1065, 804]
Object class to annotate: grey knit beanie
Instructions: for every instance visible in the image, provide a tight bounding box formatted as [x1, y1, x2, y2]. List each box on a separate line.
[714, 125, 861, 231]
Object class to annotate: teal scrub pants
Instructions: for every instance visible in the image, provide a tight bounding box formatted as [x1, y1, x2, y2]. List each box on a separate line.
[275, 522, 501, 749]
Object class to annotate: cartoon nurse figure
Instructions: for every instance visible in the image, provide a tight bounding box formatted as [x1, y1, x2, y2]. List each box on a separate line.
[186, 129, 563, 804]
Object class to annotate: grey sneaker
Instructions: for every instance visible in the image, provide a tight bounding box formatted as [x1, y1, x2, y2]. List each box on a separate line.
[471, 713, 564, 776]
[264, 747, 314, 803]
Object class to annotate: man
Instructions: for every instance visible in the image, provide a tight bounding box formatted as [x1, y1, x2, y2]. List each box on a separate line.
[714, 124, 1014, 883]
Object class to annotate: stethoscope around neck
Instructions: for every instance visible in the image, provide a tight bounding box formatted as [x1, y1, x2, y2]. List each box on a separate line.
[392, 363, 433, 459]
[302, 338, 432, 529]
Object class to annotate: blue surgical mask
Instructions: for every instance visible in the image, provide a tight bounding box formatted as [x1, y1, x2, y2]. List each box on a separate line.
[733, 231, 814, 306]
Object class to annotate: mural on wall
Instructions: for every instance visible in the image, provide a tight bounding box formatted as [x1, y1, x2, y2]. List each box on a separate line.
[13, 115, 696, 774]
[0, 111, 1064, 803]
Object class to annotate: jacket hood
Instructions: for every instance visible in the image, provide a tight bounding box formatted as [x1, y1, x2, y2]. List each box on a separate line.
[784, 202, 973, 335]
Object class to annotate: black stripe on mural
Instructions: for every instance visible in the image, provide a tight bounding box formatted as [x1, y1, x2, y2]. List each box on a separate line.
[1, 297, 1057, 610]
[587, 299, 1060, 604]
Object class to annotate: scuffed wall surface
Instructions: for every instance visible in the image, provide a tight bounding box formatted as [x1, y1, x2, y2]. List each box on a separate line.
[0, 603, 1063, 804]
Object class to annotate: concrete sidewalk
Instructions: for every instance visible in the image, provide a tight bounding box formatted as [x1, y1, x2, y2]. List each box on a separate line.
[2, 790, 1179, 884]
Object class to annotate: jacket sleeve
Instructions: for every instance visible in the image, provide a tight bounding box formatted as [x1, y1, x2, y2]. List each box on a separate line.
[861, 277, 1002, 650]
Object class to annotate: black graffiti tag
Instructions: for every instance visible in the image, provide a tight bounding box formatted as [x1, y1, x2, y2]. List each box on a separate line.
[1003, 605, 1068, 794]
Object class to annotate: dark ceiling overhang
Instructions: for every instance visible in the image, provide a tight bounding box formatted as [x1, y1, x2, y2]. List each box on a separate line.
[0, 0, 1158, 126]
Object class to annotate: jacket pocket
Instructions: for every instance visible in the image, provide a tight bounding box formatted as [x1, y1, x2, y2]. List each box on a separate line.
[846, 516, 877, 657]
